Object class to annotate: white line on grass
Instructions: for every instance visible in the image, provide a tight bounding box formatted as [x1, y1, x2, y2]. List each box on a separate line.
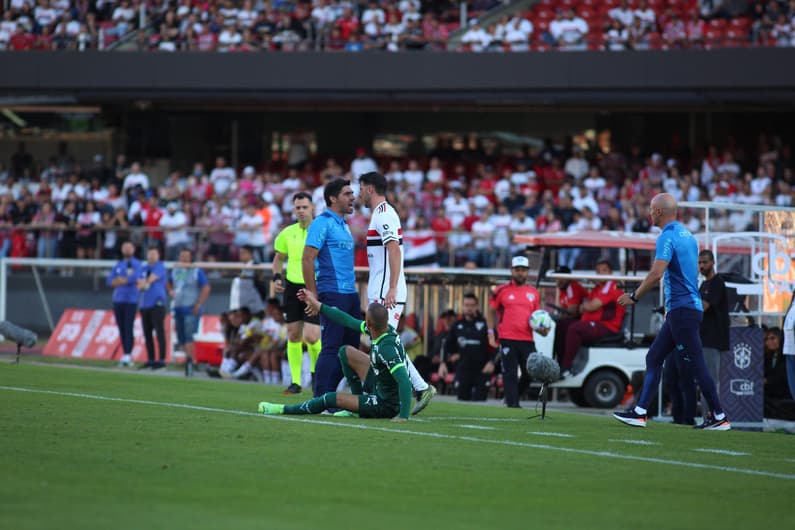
[609, 439, 660, 446]
[456, 424, 496, 431]
[527, 432, 575, 438]
[693, 448, 750, 457]
[429, 417, 529, 423]
[3, 385, 793, 481]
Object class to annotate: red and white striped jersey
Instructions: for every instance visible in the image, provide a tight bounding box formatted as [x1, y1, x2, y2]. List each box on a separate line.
[367, 201, 407, 303]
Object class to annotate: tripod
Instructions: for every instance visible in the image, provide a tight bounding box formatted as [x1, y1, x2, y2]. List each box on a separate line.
[527, 381, 551, 420]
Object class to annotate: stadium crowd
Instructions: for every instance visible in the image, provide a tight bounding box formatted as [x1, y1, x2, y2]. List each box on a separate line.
[1, 133, 793, 269]
[1, 0, 792, 52]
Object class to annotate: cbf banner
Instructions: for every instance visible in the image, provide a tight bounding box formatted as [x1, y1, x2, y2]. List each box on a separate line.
[720, 327, 764, 424]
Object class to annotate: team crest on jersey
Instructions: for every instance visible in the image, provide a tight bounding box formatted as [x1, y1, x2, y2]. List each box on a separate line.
[526, 293, 536, 302]
[475, 322, 484, 331]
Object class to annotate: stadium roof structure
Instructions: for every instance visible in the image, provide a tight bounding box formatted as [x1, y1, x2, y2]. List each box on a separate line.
[2, 50, 795, 108]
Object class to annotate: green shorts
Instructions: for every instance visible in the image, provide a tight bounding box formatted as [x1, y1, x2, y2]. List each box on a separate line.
[357, 393, 399, 419]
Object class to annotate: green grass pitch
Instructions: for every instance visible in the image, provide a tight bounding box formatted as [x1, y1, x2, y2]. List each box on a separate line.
[1, 362, 793, 530]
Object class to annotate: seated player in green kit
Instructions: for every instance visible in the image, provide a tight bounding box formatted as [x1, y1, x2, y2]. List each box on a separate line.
[257, 289, 413, 422]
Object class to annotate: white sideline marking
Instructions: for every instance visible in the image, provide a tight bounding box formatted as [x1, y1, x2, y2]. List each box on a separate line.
[457, 424, 496, 431]
[2, 385, 793, 481]
[609, 439, 660, 446]
[527, 431, 575, 438]
[693, 448, 750, 457]
[430, 417, 528, 423]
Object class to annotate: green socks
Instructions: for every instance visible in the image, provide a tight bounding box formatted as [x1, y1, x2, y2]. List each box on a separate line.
[284, 392, 337, 415]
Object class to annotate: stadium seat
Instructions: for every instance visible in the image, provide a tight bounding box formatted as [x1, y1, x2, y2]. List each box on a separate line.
[729, 17, 751, 30]
[587, 33, 605, 50]
[647, 31, 664, 49]
[704, 28, 724, 48]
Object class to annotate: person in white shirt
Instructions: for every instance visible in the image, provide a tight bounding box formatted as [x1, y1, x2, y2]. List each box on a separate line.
[470, 207, 496, 266]
[401, 3, 421, 23]
[122, 162, 149, 192]
[606, 18, 629, 50]
[443, 188, 470, 229]
[236, 0, 256, 28]
[551, 9, 588, 50]
[489, 204, 513, 264]
[572, 183, 599, 214]
[111, 0, 135, 36]
[402, 159, 425, 194]
[237, 203, 266, 263]
[385, 160, 404, 190]
[716, 152, 740, 179]
[425, 157, 444, 186]
[209, 156, 237, 197]
[494, 176, 512, 203]
[502, 20, 528, 51]
[361, 1, 385, 26]
[582, 166, 606, 194]
[56, 12, 81, 36]
[509, 209, 536, 254]
[217, 24, 242, 51]
[750, 167, 772, 201]
[634, 0, 656, 31]
[564, 148, 589, 180]
[609, 0, 635, 28]
[359, 171, 436, 414]
[461, 19, 492, 51]
[350, 147, 377, 179]
[159, 202, 191, 261]
[35, 0, 58, 28]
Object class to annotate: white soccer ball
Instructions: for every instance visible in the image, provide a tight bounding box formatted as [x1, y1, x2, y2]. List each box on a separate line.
[529, 309, 552, 332]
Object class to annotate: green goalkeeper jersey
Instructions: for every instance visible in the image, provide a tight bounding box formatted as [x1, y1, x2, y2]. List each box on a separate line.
[319, 303, 412, 417]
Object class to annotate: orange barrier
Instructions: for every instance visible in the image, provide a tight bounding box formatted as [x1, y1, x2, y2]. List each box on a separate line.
[44, 309, 222, 364]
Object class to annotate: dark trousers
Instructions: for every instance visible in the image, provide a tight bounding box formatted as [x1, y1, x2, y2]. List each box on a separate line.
[113, 302, 137, 356]
[500, 339, 535, 407]
[456, 365, 488, 401]
[553, 317, 576, 365]
[315, 291, 361, 396]
[664, 351, 697, 425]
[636, 308, 723, 415]
[560, 320, 612, 371]
[141, 305, 167, 363]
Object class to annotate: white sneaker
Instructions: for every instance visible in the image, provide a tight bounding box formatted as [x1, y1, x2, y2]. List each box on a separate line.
[118, 354, 132, 367]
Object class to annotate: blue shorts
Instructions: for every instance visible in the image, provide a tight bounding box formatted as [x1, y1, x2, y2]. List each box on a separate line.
[174, 310, 200, 345]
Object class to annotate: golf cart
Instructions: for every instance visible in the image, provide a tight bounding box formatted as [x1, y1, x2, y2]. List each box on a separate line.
[515, 231, 661, 408]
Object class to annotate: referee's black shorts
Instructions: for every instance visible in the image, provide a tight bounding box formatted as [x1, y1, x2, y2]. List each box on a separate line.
[283, 280, 320, 325]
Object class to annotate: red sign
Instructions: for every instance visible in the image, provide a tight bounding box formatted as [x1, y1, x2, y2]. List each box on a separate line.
[44, 309, 222, 363]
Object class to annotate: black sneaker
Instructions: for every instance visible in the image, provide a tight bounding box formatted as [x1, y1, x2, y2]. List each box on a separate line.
[613, 408, 647, 427]
[283, 383, 302, 395]
[694, 414, 731, 431]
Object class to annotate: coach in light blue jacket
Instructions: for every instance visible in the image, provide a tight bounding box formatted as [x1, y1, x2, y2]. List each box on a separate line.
[107, 240, 144, 367]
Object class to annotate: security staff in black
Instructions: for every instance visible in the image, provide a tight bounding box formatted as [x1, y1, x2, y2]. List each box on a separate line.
[444, 293, 492, 401]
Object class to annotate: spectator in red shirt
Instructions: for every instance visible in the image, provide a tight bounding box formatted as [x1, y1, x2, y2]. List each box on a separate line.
[540, 158, 565, 195]
[9, 25, 34, 51]
[336, 7, 360, 40]
[559, 259, 626, 377]
[141, 195, 165, 249]
[551, 265, 589, 365]
[34, 26, 54, 50]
